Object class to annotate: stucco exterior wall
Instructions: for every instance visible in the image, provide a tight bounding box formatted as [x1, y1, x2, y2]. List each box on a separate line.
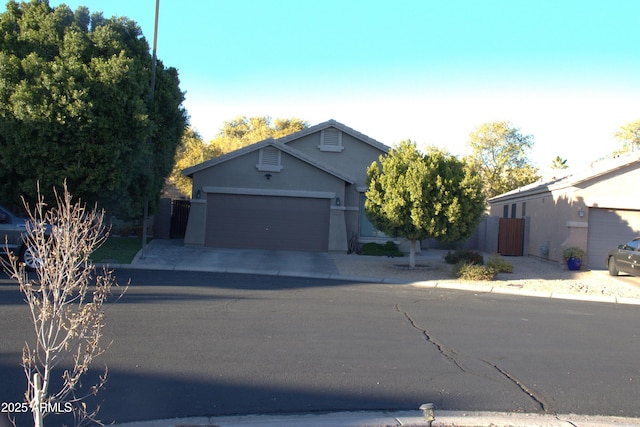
[578, 164, 640, 210]
[285, 129, 387, 249]
[185, 148, 349, 250]
[183, 121, 390, 253]
[190, 150, 344, 197]
[489, 163, 640, 265]
[286, 131, 383, 185]
[489, 187, 587, 264]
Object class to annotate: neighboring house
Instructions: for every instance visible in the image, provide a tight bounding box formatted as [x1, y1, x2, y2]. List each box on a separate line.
[181, 120, 390, 252]
[487, 153, 640, 268]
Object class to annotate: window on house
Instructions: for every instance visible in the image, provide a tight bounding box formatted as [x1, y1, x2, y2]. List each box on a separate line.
[359, 194, 388, 238]
[256, 147, 283, 172]
[511, 204, 517, 219]
[522, 202, 526, 217]
[503, 205, 509, 218]
[318, 128, 344, 152]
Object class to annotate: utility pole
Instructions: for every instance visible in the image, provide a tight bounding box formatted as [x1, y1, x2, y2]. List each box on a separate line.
[141, 0, 160, 257]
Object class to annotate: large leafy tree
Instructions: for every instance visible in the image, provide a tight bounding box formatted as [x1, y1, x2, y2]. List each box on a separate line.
[210, 115, 309, 154]
[0, 1, 187, 218]
[466, 121, 539, 199]
[168, 116, 309, 198]
[169, 127, 222, 197]
[613, 119, 640, 154]
[365, 140, 485, 267]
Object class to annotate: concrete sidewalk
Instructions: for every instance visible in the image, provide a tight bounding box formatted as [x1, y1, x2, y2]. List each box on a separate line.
[112, 409, 640, 427]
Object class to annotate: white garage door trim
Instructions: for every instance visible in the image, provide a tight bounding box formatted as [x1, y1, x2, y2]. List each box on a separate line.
[202, 186, 336, 199]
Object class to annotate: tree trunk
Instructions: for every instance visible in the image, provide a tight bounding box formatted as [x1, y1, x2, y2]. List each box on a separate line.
[33, 373, 43, 427]
[409, 240, 417, 268]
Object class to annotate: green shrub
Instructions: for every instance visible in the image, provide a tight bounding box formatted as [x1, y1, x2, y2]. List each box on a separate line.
[454, 262, 497, 280]
[487, 254, 513, 273]
[444, 249, 484, 265]
[360, 241, 403, 257]
[563, 246, 586, 260]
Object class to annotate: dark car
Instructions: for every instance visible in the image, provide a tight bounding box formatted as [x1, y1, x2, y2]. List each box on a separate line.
[606, 237, 640, 277]
[0, 204, 41, 270]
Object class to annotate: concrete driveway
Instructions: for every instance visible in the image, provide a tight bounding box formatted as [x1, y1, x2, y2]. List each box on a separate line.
[132, 239, 340, 277]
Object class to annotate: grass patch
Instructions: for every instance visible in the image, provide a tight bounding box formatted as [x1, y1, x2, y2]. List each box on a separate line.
[91, 236, 148, 264]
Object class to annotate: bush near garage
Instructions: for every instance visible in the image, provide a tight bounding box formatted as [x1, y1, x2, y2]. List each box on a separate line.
[360, 241, 403, 257]
[448, 252, 513, 281]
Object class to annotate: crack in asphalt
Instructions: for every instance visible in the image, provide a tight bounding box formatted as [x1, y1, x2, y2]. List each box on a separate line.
[396, 303, 556, 414]
[395, 304, 467, 373]
[223, 296, 245, 311]
[482, 360, 554, 414]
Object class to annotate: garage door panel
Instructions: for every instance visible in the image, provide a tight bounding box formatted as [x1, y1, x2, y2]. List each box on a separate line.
[205, 194, 330, 251]
[587, 208, 640, 268]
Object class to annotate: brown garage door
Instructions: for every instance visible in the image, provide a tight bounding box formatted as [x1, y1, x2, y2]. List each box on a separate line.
[587, 208, 640, 268]
[205, 194, 330, 251]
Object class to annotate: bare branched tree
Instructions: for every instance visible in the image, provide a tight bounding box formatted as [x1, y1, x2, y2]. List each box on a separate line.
[2, 183, 127, 427]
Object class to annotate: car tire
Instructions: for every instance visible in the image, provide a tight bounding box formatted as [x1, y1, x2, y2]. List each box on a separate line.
[20, 245, 41, 271]
[608, 257, 619, 276]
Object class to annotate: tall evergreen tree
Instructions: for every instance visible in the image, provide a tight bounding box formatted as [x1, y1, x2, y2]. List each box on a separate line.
[0, 1, 187, 218]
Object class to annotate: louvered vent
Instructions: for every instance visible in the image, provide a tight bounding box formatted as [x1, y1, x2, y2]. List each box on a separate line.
[261, 147, 279, 165]
[256, 146, 283, 172]
[323, 128, 340, 146]
[319, 128, 344, 152]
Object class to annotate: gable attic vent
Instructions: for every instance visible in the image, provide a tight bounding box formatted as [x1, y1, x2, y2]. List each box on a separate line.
[256, 146, 283, 172]
[318, 128, 344, 152]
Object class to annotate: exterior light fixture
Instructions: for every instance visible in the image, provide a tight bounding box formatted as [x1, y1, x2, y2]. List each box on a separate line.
[578, 207, 585, 217]
[195, 190, 201, 199]
[419, 403, 435, 426]
[335, 197, 341, 206]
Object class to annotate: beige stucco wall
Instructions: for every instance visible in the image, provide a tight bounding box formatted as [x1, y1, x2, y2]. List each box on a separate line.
[489, 163, 640, 265]
[489, 188, 588, 264]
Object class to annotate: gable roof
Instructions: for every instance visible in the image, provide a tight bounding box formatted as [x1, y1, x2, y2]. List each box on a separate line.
[277, 119, 390, 153]
[489, 153, 640, 203]
[182, 138, 357, 184]
[182, 119, 389, 181]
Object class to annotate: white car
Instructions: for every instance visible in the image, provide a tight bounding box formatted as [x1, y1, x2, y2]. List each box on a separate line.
[0, 205, 41, 270]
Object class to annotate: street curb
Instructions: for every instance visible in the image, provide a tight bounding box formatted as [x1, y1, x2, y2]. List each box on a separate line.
[98, 262, 640, 306]
[110, 410, 640, 427]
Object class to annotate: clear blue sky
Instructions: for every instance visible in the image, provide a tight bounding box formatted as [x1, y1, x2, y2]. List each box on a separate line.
[48, 0, 640, 170]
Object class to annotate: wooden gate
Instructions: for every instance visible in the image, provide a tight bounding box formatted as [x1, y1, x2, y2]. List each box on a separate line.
[170, 200, 190, 238]
[497, 218, 524, 256]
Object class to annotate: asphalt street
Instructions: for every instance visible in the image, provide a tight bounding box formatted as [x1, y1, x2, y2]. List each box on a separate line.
[1, 269, 639, 426]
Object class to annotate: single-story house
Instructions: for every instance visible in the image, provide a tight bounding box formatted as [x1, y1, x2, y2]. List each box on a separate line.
[487, 153, 640, 268]
[182, 119, 391, 252]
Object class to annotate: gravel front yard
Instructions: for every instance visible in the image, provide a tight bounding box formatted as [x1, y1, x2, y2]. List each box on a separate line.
[331, 250, 640, 300]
